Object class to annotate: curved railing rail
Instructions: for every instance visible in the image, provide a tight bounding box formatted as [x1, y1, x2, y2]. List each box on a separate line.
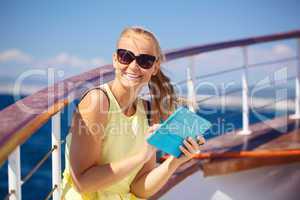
[0, 29, 299, 200]
[0, 64, 115, 163]
[165, 29, 300, 60]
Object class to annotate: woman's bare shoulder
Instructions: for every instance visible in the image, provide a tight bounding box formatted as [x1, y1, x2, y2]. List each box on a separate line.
[79, 89, 109, 117]
[72, 89, 110, 138]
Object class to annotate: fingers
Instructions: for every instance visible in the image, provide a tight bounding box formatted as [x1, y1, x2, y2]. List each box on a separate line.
[188, 137, 200, 148]
[197, 135, 206, 145]
[180, 136, 205, 158]
[181, 137, 199, 156]
[179, 145, 193, 158]
[145, 124, 161, 139]
[183, 137, 198, 153]
[148, 124, 160, 133]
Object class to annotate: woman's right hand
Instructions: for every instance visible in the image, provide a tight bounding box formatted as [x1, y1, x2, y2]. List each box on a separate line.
[141, 124, 161, 163]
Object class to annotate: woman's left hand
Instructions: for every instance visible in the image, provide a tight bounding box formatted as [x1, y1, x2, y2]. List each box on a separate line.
[171, 135, 206, 167]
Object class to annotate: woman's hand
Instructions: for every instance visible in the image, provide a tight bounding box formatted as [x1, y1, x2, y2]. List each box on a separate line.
[141, 124, 161, 163]
[171, 135, 206, 167]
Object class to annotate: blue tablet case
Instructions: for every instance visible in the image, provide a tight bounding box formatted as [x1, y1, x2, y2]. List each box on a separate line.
[147, 107, 212, 158]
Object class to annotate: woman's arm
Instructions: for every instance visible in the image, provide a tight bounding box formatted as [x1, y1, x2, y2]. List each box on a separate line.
[130, 137, 203, 199]
[130, 154, 179, 198]
[70, 147, 152, 193]
[69, 90, 154, 193]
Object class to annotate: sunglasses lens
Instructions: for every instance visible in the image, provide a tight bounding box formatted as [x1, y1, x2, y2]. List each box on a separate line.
[136, 55, 156, 69]
[117, 49, 134, 65]
[117, 49, 156, 69]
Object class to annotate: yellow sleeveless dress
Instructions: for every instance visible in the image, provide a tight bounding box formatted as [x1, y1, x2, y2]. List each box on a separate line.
[61, 83, 149, 200]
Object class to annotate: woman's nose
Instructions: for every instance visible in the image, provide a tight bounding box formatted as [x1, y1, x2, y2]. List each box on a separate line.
[128, 59, 140, 71]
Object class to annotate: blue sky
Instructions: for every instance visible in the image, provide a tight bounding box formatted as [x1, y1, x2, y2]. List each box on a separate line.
[0, 0, 300, 94]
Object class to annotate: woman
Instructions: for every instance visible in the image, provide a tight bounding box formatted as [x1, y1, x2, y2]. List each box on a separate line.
[62, 27, 205, 200]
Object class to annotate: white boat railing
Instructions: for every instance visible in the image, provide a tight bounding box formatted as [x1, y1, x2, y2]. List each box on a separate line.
[8, 147, 21, 200]
[241, 46, 251, 135]
[51, 111, 61, 200]
[291, 39, 300, 119]
[1, 30, 299, 200]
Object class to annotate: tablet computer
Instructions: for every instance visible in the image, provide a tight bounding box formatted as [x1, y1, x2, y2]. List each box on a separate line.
[147, 107, 212, 158]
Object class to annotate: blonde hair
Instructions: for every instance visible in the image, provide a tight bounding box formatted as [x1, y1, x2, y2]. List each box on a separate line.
[117, 26, 176, 119]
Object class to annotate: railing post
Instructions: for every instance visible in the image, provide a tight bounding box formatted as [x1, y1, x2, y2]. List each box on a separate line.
[8, 146, 22, 200]
[290, 38, 300, 119]
[239, 46, 252, 135]
[52, 111, 61, 200]
[187, 56, 198, 112]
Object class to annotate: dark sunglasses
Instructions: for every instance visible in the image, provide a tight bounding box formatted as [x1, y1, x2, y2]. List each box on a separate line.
[116, 49, 157, 69]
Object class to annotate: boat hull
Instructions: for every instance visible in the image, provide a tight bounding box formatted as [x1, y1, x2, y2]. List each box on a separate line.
[162, 162, 300, 200]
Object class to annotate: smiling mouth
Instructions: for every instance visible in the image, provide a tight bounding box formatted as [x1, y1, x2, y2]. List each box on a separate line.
[123, 72, 143, 80]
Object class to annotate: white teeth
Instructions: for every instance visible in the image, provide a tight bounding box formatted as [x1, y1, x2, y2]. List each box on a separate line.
[124, 73, 141, 80]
